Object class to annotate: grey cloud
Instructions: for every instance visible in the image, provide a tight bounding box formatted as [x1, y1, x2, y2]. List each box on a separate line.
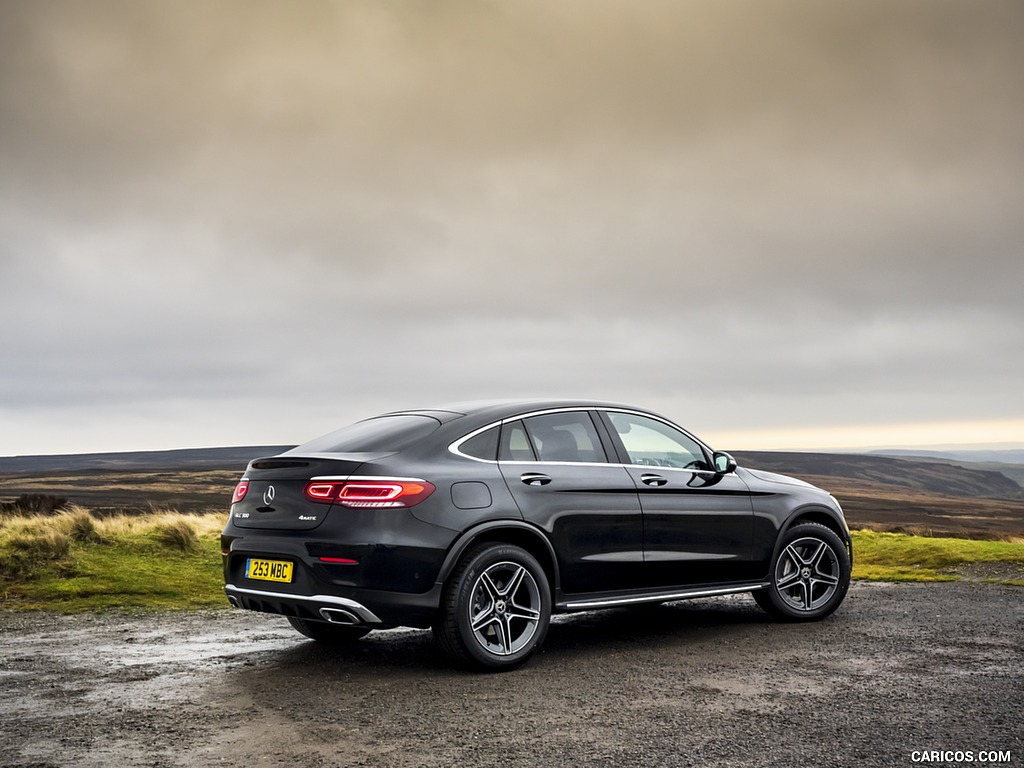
[1, 0, 1022, 453]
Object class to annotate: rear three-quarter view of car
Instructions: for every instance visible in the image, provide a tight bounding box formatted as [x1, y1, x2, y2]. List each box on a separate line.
[221, 399, 853, 671]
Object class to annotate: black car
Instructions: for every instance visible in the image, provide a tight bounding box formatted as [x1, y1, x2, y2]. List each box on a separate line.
[222, 400, 852, 670]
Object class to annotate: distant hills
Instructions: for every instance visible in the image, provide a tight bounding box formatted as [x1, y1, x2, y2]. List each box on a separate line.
[732, 450, 1024, 538]
[0, 446, 293, 474]
[1, 445, 1023, 536]
[732, 451, 1024, 501]
[869, 448, 1024, 465]
[0, 447, 291, 515]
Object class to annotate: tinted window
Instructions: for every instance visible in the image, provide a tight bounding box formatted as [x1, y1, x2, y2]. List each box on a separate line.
[458, 426, 500, 461]
[522, 412, 607, 463]
[289, 415, 441, 454]
[607, 412, 710, 469]
[499, 420, 536, 461]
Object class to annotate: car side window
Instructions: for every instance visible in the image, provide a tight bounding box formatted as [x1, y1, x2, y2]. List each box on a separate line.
[607, 412, 710, 470]
[458, 426, 500, 461]
[521, 412, 607, 463]
[498, 421, 537, 461]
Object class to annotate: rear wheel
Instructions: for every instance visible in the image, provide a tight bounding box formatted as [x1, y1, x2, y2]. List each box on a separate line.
[754, 522, 851, 621]
[287, 616, 372, 643]
[434, 543, 551, 671]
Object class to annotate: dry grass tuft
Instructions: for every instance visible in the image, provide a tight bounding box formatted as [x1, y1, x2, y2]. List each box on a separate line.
[154, 518, 200, 552]
[0, 528, 72, 579]
[60, 505, 106, 544]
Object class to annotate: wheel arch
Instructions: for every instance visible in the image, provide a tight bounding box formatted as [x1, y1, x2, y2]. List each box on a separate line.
[778, 505, 854, 566]
[437, 521, 560, 595]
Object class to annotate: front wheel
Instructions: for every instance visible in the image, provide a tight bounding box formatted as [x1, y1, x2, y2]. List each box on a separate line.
[754, 522, 851, 621]
[434, 543, 551, 672]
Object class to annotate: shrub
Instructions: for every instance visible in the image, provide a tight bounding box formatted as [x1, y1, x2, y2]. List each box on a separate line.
[0, 494, 69, 516]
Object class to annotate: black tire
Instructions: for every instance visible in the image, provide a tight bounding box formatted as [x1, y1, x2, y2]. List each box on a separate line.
[287, 616, 372, 643]
[434, 543, 551, 672]
[753, 522, 851, 621]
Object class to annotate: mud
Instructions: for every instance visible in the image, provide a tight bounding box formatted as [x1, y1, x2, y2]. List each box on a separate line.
[1, 583, 1021, 767]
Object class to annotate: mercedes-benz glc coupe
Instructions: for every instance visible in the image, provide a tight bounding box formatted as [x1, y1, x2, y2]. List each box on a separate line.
[222, 400, 852, 670]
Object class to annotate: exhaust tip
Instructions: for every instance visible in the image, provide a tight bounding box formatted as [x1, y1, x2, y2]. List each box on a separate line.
[319, 607, 360, 625]
[227, 595, 240, 608]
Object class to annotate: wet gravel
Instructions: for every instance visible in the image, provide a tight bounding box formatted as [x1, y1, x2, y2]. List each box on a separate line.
[1, 582, 1021, 767]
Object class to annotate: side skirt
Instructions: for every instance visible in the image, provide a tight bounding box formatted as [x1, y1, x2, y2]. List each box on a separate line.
[556, 581, 769, 612]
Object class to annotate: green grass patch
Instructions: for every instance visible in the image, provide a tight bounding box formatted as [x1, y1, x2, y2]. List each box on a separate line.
[851, 529, 1024, 583]
[1, 510, 226, 612]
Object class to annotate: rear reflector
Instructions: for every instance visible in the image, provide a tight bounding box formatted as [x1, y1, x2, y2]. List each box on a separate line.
[318, 557, 359, 565]
[303, 479, 435, 508]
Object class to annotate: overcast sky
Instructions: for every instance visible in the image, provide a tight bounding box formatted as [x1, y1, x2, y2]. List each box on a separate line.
[1, 0, 1022, 456]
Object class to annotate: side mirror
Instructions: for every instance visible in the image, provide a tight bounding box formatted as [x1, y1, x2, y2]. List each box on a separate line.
[713, 451, 737, 474]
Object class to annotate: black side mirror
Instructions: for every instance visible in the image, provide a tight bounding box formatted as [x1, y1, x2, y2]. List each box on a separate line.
[713, 451, 737, 474]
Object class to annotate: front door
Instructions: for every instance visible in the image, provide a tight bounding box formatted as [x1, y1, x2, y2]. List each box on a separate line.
[600, 410, 756, 586]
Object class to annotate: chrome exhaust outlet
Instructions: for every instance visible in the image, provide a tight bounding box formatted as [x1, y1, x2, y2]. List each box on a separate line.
[319, 607, 361, 625]
[227, 595, 240, 608]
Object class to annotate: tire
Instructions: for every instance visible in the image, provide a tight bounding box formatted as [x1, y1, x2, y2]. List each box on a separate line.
[434, 543, 551, 672]
[753, 522, 851, 622]
[287, 616, 372, 643]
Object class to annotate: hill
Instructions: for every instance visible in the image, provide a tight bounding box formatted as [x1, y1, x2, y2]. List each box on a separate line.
[732, 451, 1024, 501]
[733, 451, 1024, 538]
[0, 447, 291, 515]
[0, 446, 292, 474]
[2, 447, 1023, 536]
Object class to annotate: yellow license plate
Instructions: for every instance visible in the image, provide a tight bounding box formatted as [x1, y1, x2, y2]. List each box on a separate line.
[245, 558, 293, 583]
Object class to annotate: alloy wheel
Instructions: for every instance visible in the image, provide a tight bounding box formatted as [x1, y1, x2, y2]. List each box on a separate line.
[468, 560, 542, 656]
[773, 536, 842, 612]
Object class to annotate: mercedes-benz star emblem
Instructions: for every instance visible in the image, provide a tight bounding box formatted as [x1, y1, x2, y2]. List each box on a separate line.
[263, 485, 276, 506]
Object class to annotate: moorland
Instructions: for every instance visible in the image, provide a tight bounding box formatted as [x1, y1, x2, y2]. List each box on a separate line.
[2, 446, 1022, 538]
[1, 446, 1023, 610]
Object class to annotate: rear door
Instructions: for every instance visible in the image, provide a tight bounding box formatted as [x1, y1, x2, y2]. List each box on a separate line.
[497, 410, 644, 593]
[599, 410, 756, 586]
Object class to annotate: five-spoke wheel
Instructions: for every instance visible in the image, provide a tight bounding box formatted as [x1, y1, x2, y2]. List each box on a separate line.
[435, 543, 551, 671]
[754, 522, 851, 621]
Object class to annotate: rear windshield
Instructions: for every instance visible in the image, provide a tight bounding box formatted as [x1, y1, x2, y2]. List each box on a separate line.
[287, 415, 441, 454]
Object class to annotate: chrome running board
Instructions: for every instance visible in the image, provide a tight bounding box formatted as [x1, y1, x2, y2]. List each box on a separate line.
[561, 582, 768, 611]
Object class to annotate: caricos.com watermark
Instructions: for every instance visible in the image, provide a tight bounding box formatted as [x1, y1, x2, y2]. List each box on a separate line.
[910, 751, 1012, 764]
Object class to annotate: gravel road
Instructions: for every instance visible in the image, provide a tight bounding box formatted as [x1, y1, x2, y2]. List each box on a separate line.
[1, 582, 1021, 768]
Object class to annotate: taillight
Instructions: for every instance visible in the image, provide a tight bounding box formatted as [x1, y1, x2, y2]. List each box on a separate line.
[303, 479, 435, 508]
[231, 480, 249, 504]
[304, 483, 335, 501]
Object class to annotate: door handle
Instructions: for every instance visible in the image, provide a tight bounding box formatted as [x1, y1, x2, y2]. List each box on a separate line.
[640, 473, 668, 487]
[520, 473, 552, 487]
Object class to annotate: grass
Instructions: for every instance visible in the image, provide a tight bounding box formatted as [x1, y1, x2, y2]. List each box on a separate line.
[0, 508, 226, 612]
[850, 529, 1024, 583]
[2, 511, 1023, 613]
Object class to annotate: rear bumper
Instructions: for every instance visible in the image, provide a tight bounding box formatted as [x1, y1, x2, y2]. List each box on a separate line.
[225, 584, 384, 624]
[224, 582, 443, 629]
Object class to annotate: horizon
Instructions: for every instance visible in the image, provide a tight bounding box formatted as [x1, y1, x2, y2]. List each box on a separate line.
[4, 428, 1024, 461]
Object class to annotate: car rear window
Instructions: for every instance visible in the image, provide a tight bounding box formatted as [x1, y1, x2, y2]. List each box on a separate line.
[288, 415, 442, 454]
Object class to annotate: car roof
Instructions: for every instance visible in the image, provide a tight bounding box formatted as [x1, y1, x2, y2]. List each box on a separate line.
[383, 398, 655, 424]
